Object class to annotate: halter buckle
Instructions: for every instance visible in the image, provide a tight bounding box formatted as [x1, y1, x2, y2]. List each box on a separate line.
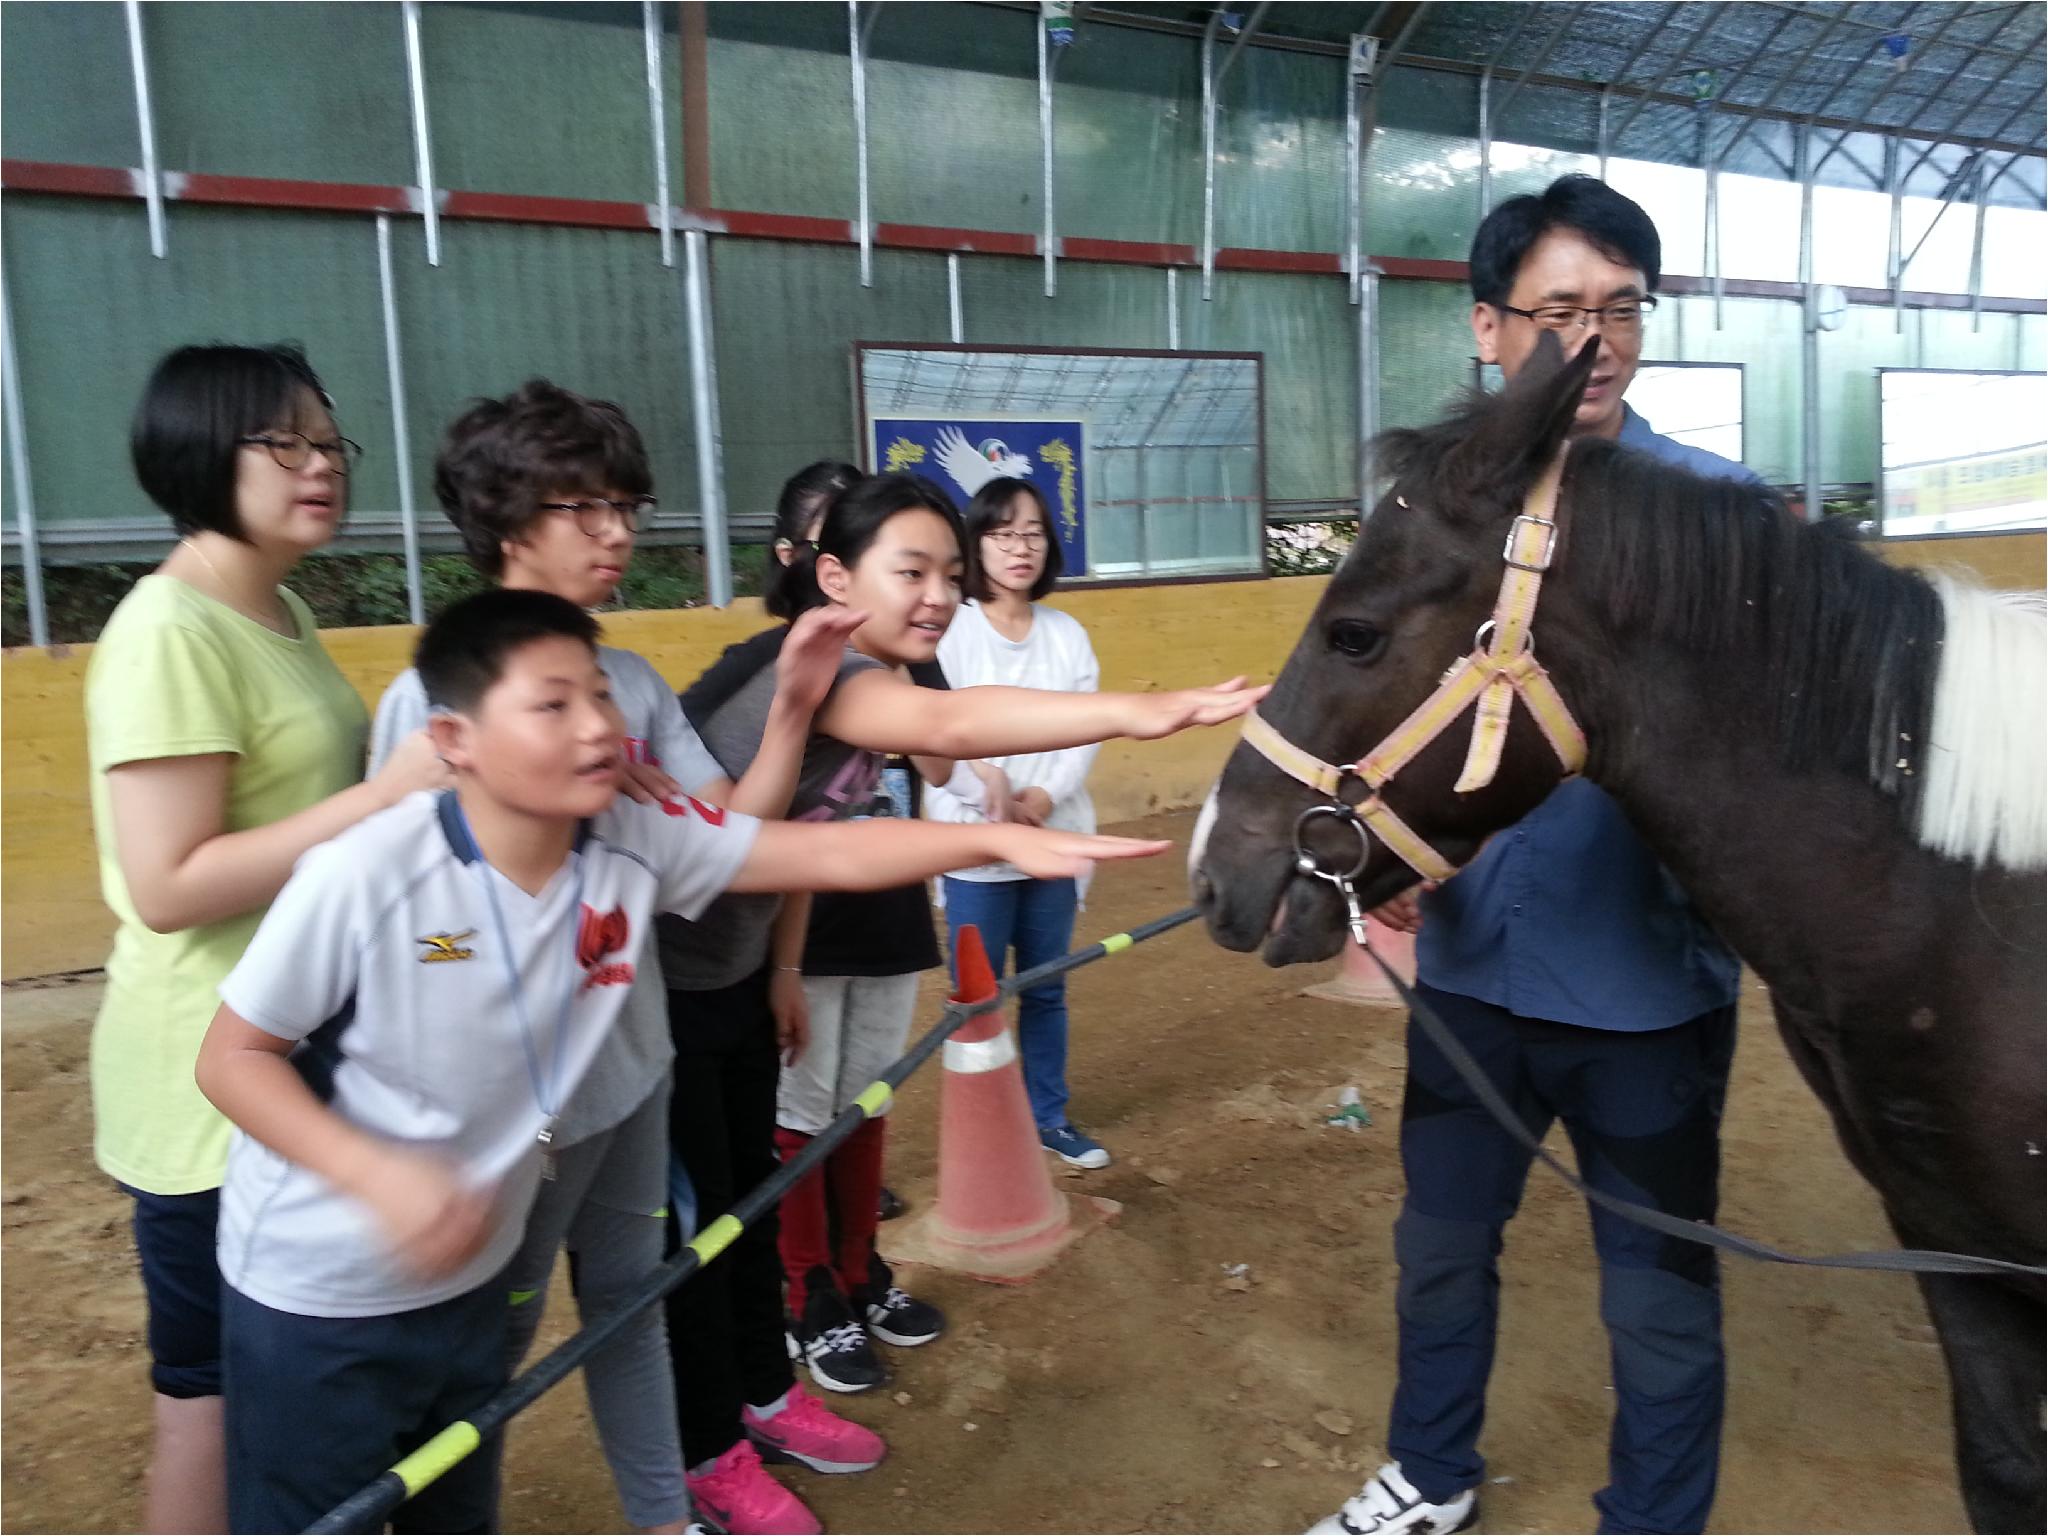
[1503, 514, 1558, 573]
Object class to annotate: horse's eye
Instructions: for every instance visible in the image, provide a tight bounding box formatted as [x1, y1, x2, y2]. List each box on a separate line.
[1327, 618, 1386, 661]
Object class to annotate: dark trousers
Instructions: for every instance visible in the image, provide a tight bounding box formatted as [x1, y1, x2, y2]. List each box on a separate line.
[221, 1277, 507, 1535]
[1391, 984, 1737, 1535]
[665, 969, 797, 1467]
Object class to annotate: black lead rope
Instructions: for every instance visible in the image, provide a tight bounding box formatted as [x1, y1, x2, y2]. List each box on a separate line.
[1348, 930, 2046, 1280]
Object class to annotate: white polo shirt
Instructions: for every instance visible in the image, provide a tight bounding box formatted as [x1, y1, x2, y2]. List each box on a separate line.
[217, 787, 758, 1318]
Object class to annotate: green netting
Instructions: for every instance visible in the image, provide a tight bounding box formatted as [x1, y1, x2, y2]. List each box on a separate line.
[1378, 279, 1475, 433]
[1175, 268, 1356, 504]
[422, 2, 671, 204]
[393, 218, 697, 524]
[705, 13, 858, 219]
[1364, 127, 1483, 262]
[0, 1, 139, 168]
[142, 2, 414, 187]
[708, 240, 949, 517]
[959, 256, 1170, 351]
[3, 197, 398, 536]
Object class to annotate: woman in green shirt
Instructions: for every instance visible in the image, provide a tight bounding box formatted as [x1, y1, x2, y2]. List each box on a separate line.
[86, 344, 444, 1532]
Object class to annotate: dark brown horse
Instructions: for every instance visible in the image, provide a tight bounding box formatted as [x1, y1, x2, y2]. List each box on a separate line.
[1193, 334, 2046, 1531]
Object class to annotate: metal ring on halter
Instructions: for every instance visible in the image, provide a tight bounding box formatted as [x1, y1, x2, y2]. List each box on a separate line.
[1292, 804, 1371, 884]
[1473, 619, 1535, 656]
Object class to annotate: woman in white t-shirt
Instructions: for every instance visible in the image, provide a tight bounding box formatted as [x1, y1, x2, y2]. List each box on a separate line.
[925, 477, 1110, 1169]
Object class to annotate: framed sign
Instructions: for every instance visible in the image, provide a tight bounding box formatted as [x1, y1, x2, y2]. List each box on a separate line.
[868, 415, 1090, 575]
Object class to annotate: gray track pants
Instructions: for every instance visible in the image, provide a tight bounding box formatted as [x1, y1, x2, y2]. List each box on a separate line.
[501, 1079, 687, 1530]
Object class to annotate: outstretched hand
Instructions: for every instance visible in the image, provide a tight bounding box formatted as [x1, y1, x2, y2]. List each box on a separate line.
[775, 606, 870, 718]
[1124, 677, 1271, 741]
[997, 828, 1172, 880]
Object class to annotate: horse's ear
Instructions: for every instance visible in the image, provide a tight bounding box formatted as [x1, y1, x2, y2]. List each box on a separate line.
[1449, 332, 1601, 498]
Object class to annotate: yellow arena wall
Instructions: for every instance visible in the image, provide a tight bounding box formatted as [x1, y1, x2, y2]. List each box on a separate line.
[5, 532, 2041, 982]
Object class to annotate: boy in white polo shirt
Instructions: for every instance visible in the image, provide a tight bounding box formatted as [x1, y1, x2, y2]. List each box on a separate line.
[195, 587, 1164, 1534]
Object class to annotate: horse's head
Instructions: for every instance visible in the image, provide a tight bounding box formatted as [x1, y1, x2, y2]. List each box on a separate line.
[1196, 332, 1601, 963]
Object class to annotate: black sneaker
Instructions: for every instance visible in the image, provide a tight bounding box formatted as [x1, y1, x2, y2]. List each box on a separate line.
[855, 1253, 946, 1347]
[788, 1266, 886, 1394]
[878, 1184, 909, 1222]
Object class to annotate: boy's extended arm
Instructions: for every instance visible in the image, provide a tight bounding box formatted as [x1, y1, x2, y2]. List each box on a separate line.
[725, 818, 1167, 896]
[706, 608, 869, 818]
[194, 1006, 494, 1278]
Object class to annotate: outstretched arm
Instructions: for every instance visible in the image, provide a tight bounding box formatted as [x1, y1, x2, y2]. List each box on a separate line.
[727, 818, 1167, 896]
[703, 607, 869, 818]
[815, 668, 1265, 762]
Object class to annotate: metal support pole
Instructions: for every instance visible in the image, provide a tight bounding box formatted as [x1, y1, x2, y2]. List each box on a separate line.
[1344, 36, 1363, 305]
[1968, 153, 1991, 333]
[375, 216, 425, 626]
[643, 0, 675, 269]
[682, 229, 733, 608]
[1200, 10, 1222, 301]
[2, 272, 50, 647]
[1597, 86, 1612, 180]
[947, 253, 964, 343]
[1707, 159, 1723, 330]
[123, 0, 166, 258]
[402, 1, 441, 267]
[1886, 138, 1904, 333]
[1478, 66, 1493, 214]
[1038, 12, 1056, 298]
[1357, 265, 1382, 515]
[1166, 267, 1180, 350]
[1797, 126, 1822, 527]
[849, 0, 874, 288]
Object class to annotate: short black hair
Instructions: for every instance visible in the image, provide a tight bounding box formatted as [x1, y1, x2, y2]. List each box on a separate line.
[775, 472, 964, 615]
[434, 380, 653, 576]
[764, 460, 860, 620]
[415, 587, 601, 715]
[130, 342, 334, 540]
[1468, 174, 1661, 307]
[961, 476, 1063, 601]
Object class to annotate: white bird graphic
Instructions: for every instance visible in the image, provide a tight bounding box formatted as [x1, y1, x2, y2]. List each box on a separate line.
[932, 425, 1034, 498]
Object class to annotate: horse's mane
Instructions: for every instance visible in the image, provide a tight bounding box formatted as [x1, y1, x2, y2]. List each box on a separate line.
[1568, 439, 2048, 871]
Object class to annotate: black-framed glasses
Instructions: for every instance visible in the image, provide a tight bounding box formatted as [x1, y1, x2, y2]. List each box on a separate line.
[984, 526, 1049, 551]
[239, 432, 363, 474]
[1496, 297, 1658, 334]
[536, 496, 656, 537]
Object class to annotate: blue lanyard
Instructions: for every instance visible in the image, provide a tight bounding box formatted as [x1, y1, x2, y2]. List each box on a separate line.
[455, 802, 585, 1138]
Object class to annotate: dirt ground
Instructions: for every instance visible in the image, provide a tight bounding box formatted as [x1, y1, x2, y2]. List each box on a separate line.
[3, 807, 1968, 1534]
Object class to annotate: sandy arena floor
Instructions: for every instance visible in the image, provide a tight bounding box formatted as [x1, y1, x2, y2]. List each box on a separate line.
[2, 808, 1967, 1534]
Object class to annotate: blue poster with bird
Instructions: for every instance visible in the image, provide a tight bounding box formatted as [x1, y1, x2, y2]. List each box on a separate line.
[869, 416, 1089, 576]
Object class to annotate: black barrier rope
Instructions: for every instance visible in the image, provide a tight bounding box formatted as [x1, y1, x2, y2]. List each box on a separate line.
[306, 905, 1200, 1535]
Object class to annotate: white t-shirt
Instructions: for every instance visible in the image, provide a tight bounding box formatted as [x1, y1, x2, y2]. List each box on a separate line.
[217, 788, 758, 1318]
[371, 647, 724, 1145]
[925, 600, 1099, 882]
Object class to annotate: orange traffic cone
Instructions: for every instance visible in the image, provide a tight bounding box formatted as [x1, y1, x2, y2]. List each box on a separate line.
[879, 925, 1118, 1284]
[1303, 915, 1416, 1008]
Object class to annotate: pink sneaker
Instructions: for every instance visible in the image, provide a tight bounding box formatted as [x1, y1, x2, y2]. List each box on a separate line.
[742, 1384, 888, 1474]
[683, 1441, 820, 1536]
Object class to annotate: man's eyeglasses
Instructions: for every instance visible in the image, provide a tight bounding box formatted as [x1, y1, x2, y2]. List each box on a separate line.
[239, 432, 363, 474]
[537, 496, 657, 537]
[984, 527, 1049, 551]
[1496, 297, 1657, 334]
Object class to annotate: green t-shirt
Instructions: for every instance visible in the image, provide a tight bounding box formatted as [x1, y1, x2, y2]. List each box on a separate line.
[86, 575, 369, 1194]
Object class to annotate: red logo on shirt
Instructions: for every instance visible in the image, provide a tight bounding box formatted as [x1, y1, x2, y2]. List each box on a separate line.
[576, 905, 635, 991]
[658, 794, 726, 826]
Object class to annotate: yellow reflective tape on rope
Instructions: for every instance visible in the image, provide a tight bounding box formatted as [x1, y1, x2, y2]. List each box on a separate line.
[688, 1214, 744, 1264]
[854, 1081, 893, 1117]
[392, 1420, 482, 1497]
[1100, 932, 1133, 955]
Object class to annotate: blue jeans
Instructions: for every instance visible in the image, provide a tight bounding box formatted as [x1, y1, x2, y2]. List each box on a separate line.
[943, 875, 1079, 1132]
[1392, 984, 1737, 1535]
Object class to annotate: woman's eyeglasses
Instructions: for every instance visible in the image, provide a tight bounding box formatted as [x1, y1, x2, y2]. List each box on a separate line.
[984, 527, 1049, 551]
[239, 432, 363, 475]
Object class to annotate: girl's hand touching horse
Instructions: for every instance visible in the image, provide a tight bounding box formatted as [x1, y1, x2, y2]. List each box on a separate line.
[1120, 677, 1270, 740]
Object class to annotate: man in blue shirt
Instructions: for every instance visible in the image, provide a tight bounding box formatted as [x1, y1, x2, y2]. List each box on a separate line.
[1310, 177, 1764, 1536]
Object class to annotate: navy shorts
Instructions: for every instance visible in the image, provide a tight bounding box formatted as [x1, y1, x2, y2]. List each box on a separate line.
[121, 1183, 223, 1399]
[223, 1276, 509, 1535]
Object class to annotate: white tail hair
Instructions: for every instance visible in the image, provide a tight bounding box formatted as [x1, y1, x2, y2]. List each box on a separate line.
[1916, 572, 2048, 872]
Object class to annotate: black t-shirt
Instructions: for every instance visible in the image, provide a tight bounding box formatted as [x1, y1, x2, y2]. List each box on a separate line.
[680, 626, 946, 978]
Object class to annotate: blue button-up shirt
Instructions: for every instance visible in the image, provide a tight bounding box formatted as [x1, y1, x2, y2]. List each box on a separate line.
[1415, 405, 1763, 1031]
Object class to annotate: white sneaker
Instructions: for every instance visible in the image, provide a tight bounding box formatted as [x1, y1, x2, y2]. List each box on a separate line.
[1306, 1463, 1479, 1535]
